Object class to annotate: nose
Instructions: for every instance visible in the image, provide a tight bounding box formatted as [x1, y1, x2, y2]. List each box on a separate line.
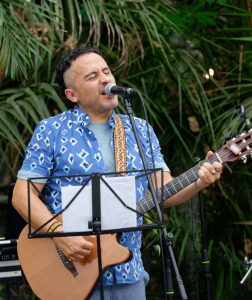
[100, 71, 114, 84]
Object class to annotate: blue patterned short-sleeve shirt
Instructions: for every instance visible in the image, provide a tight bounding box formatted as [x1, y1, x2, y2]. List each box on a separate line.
[19, 105, 168, 285]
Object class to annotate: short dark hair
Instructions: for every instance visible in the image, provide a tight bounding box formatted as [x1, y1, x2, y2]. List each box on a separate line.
[56, 46, 101, 92]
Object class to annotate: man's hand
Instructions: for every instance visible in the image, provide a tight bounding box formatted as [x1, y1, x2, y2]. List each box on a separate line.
[195, 151, 223, 189]
[53, 231, 95, 262]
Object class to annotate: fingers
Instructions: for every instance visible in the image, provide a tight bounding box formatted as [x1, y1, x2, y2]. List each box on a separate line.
[198, 161, 222, 188]
[204, 151, 223, 177]
[210, 169, 217, 175]
[68, 247, 92, 262]
[195, 151, 223, 190]
[206, 150, 214, 159]
[69, 237, 94, 261]
[212, 161, 223, 174]
[54, 236, 94, 262]
[199, 164, 217, 180]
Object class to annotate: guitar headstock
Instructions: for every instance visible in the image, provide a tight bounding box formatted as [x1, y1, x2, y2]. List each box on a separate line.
[217, 129, 252, 164]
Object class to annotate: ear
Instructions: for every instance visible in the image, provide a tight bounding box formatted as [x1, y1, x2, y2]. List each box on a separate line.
[65, 88, 78, 104]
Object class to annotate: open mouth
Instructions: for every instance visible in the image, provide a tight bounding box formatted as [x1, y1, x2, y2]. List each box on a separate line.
[101, 89, 113, 97]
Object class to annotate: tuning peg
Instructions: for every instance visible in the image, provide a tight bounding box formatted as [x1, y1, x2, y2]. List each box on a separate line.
[245, 119, 251, 130]
[241, 156, 248, 163]
[224, 132, 231, 142]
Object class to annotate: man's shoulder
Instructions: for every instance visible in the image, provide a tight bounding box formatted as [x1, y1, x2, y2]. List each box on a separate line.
[36, 109, 73, 127]
[119, 114, 147, 126]
[119, 115, 152, 136]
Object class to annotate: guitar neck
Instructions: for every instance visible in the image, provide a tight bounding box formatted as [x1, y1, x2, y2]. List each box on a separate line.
[137, 153, 221, 214]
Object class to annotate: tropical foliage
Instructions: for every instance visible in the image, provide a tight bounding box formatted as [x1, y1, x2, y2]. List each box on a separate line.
[1, 0, 252, 299]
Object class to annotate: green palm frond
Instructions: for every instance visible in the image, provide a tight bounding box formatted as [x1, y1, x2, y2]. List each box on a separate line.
[0, 83, 67, 152]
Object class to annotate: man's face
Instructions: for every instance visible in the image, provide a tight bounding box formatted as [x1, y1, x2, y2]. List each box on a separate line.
[64, 53, 118, 121]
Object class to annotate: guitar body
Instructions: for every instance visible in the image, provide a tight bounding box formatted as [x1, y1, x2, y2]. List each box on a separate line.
[18, 225, 131, 300]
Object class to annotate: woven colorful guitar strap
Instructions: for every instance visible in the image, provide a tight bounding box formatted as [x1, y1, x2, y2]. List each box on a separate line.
[114, 115, 127, 176]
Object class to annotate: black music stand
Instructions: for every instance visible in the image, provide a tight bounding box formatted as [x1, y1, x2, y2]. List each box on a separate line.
[26, 169, 164, 300]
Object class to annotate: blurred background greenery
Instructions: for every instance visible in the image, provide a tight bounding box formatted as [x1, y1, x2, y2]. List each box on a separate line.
[0, 0, 252, 299]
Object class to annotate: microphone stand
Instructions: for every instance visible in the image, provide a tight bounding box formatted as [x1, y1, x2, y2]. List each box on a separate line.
[199, 191, 212, 300]
[194, 157, 212, 300]
[123, 94, 188, 300]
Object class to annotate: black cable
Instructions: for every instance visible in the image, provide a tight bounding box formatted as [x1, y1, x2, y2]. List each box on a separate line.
[190, 198, 200, 300]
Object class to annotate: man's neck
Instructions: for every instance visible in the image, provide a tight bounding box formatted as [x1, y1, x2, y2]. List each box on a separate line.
[76, 104, 113, 123]
[89, 113, 111, 124]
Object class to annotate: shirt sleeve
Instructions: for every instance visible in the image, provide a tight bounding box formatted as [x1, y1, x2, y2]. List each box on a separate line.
[18, 120, 54, 179]
[17, 170, 48, 183]
[138, 118, 170, 172]
[154, 161, 170, 172]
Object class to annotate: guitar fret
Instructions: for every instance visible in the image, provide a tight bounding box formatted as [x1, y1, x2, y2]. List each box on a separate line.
[170, 182, 177, 193]
[147, 199, 154, 211]
[165, 184, 172, 198]
[136, 153, 223, 215]
[183, 175, 191, 185]
[185, 174, 191, 184]
[177, 177, 184, 188]
[137, 201, 145, 214]
[145, 198, 151, 210]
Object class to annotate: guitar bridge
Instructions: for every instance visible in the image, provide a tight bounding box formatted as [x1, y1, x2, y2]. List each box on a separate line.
[55, 245, 78, 278]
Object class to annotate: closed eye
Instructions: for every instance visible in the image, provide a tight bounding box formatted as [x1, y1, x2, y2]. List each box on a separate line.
[103, 68, 111, 75]
[85, 67, 111, 80]
[86, 73, 96, 80]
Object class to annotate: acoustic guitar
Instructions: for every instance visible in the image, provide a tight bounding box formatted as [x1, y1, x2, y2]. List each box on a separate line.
[17, 130, 252, 299]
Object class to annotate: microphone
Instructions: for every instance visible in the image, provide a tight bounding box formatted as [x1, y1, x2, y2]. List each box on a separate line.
[104, 83, 138, 96]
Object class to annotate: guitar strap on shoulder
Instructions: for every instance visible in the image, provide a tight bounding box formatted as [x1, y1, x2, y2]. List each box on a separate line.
[114, 114, 127, 176]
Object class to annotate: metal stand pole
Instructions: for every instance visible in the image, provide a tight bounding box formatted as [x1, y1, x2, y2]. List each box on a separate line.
[240, 257, 252, 284]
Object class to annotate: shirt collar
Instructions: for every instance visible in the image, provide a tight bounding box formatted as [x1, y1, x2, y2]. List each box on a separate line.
[73, 105, 116, 128]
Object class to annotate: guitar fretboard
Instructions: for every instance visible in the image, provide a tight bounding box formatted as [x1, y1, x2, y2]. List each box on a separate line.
[136, 153, 221, 214]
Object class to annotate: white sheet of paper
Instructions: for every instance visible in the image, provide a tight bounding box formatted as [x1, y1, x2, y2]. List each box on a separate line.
[61, 176, 137, 232]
